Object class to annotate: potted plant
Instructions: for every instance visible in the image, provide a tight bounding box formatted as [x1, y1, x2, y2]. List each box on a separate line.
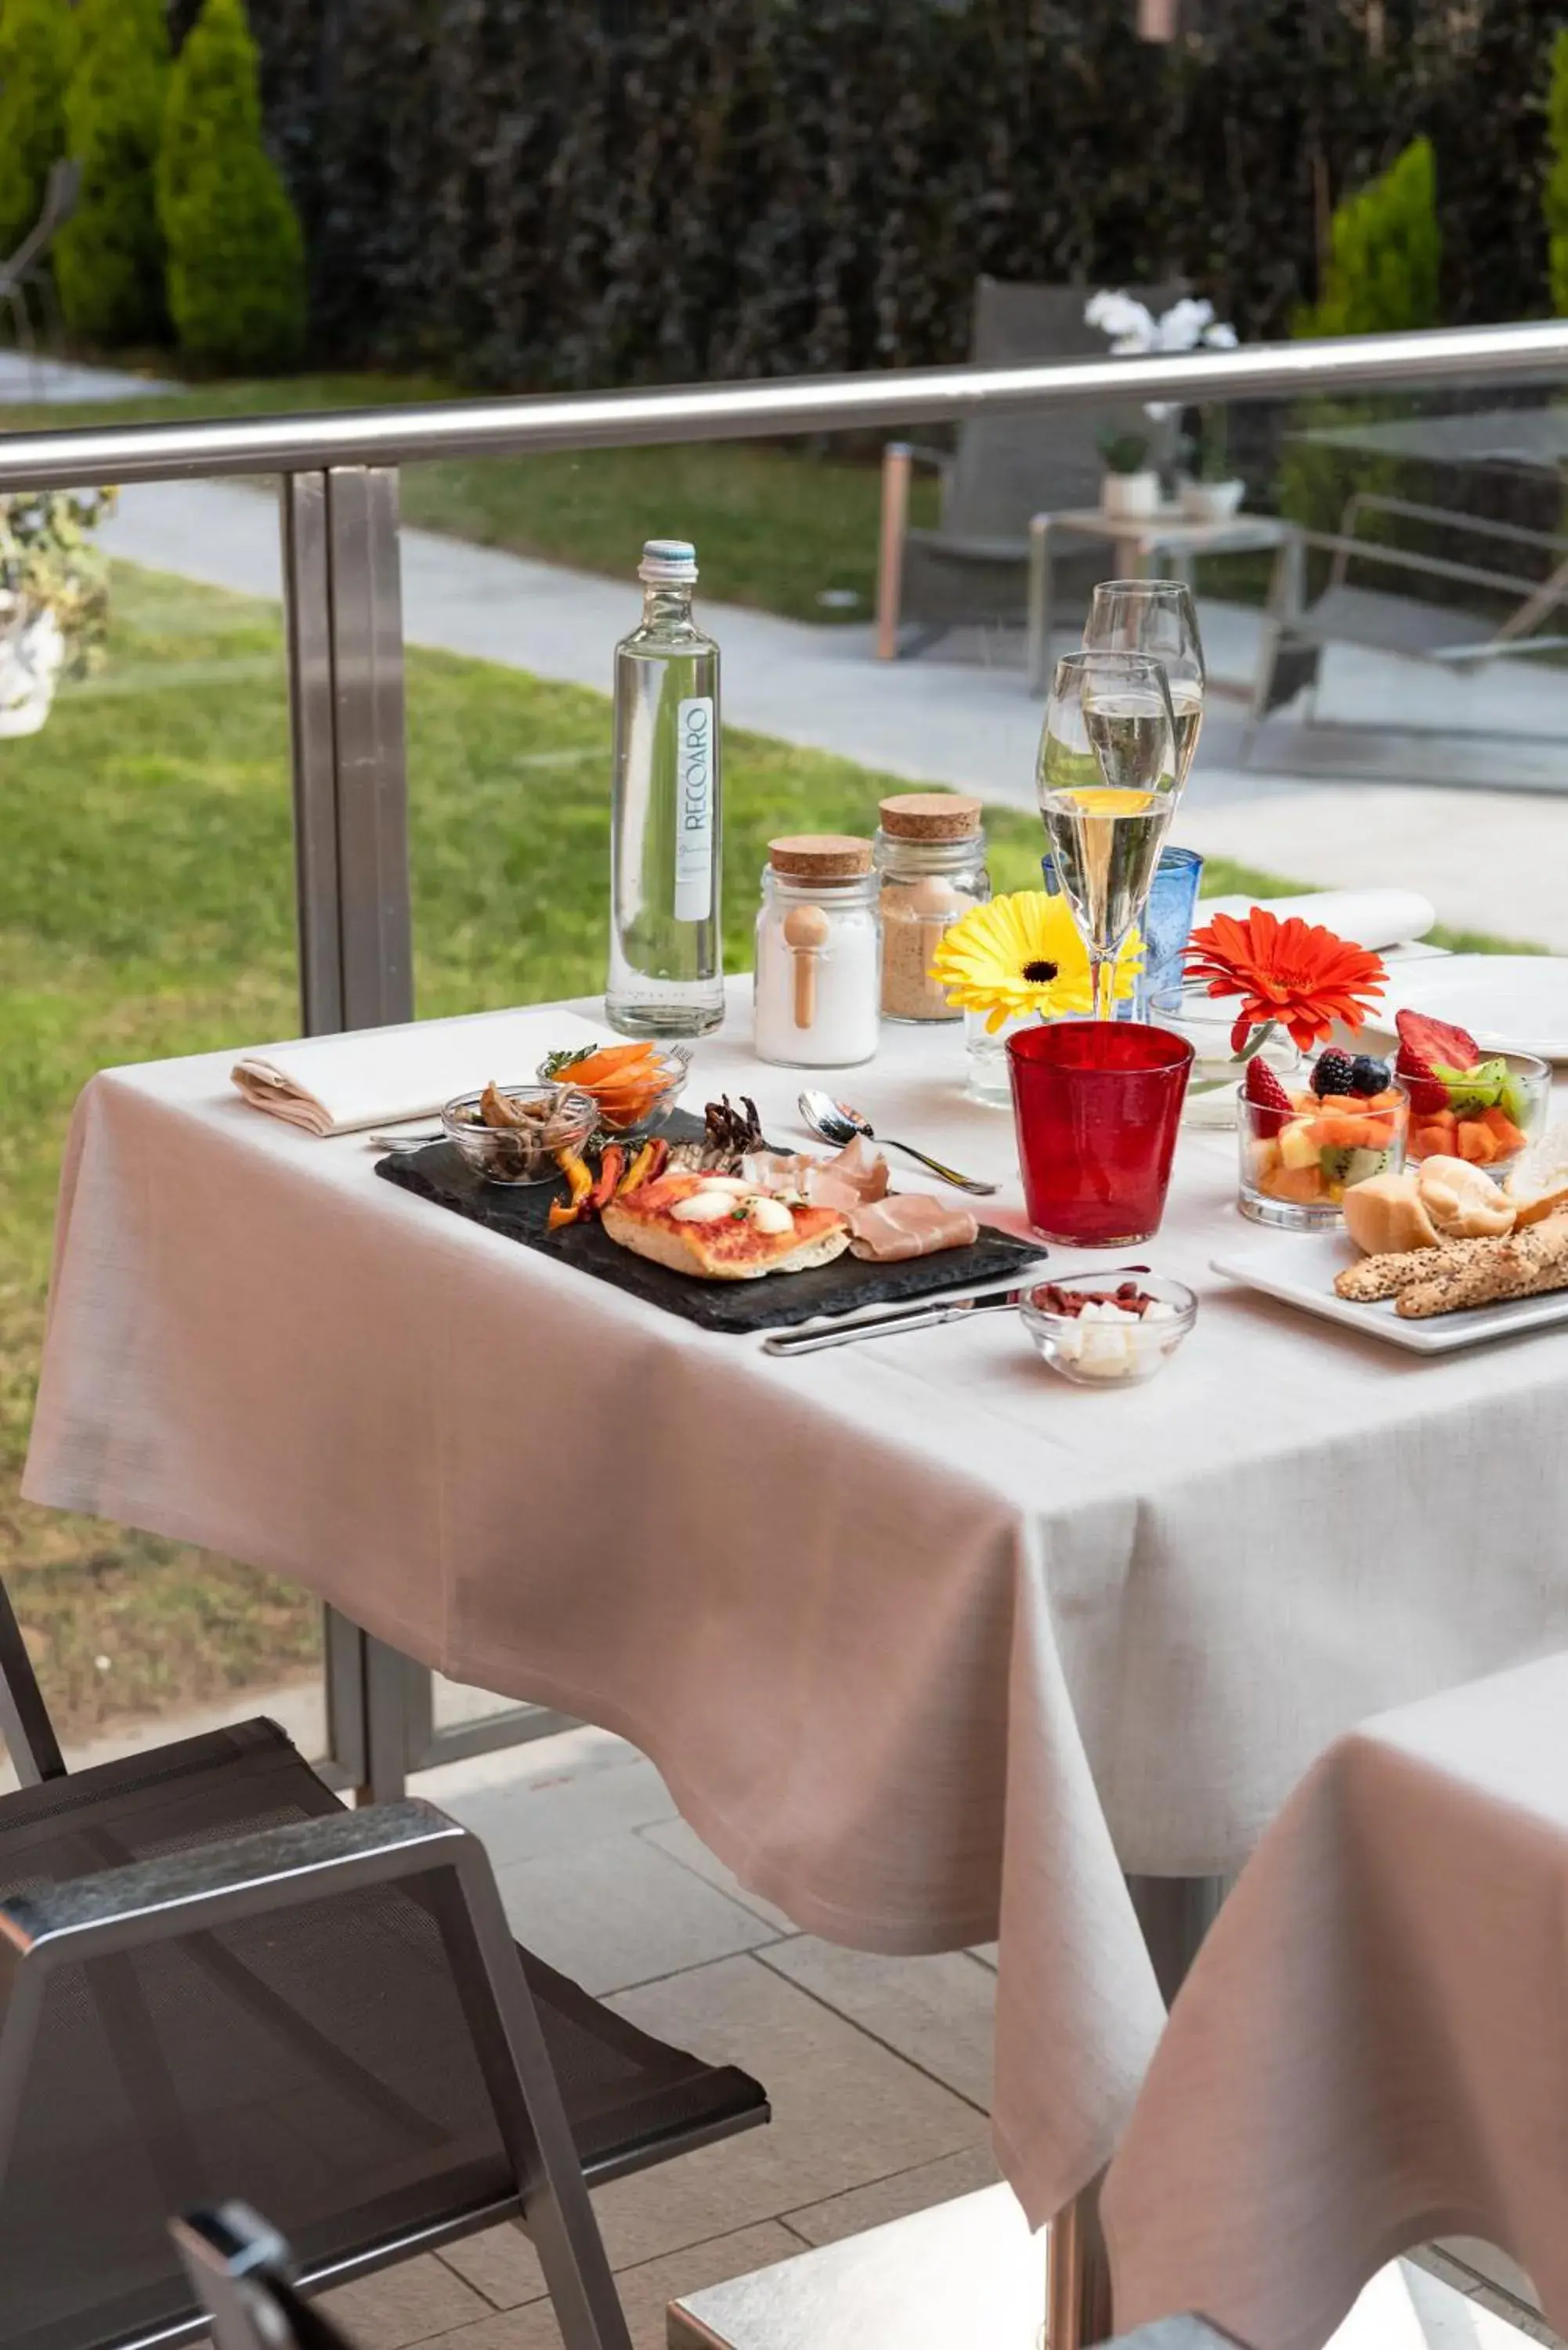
[1097, 428, 1162, 518]
[1178, 403, 1246, 520]
[0, 488, 114, 738]
[1086, 290, 1241, 520]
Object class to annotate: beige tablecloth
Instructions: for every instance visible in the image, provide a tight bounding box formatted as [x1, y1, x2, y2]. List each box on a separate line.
[23, 982, 1568, 2229]
[1103, 1652, 1568, 2350]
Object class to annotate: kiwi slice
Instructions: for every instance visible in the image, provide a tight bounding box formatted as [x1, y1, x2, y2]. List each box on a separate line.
[1436, 1057, 1507, 1112]
[1320, 1144, 1393, 1187]
[1499, 1069, 1530, 1127]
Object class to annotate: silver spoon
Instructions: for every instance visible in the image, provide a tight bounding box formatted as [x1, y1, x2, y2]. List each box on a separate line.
[798, 1091, 999, 1196]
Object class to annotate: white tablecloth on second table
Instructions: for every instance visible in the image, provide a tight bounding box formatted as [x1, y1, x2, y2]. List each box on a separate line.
[1103, 1653, 1568, 2350]
[23, 982, 1568, 2229]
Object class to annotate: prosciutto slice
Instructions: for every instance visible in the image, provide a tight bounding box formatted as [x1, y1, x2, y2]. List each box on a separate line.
[847, 1195, 978, 1260]
[741, 1136, 891, 1213]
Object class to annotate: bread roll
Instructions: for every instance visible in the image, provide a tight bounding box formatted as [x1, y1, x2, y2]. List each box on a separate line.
[1342, 1172, 1440, 1258]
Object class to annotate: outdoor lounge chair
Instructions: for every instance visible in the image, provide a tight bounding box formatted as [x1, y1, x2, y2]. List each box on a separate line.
[1245, 488, 1568, 757]
[0, 161, 81, 367]
[874, 273, 1187, 659]
[0, 1579, 768, 2350]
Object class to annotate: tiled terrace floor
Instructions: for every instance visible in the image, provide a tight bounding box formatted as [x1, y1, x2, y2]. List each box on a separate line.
[319, 1718, 1005, 2350]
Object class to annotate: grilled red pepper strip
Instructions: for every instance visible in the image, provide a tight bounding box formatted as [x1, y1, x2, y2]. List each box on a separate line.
[589, 1144, 627, 1210]
[618, 1136, 669, 1195]
[547, 1150, 595, 1230]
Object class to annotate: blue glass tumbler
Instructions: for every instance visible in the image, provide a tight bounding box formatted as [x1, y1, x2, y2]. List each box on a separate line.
[1044, 845, 1204, 1019]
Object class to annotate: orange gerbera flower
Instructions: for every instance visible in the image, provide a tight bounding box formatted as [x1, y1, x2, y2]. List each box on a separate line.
[1185, 907, 1387, 1054]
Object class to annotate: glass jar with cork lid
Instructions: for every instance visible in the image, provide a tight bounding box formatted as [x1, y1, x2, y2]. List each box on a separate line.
[873, 794, 990, 1024]
[753, 835, 880, 1068]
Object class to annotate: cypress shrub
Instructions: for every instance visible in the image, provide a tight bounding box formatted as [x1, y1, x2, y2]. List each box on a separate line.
[158, 0, 306, 371]
[54, 0, 170, 346]
[1295, 136, 1442, 337]
[1548, 29, 1568, 316]
[0, 0, 77, 260]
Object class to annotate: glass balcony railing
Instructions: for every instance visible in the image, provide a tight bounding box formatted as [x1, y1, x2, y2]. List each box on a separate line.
[3, 317, 1566, 1786]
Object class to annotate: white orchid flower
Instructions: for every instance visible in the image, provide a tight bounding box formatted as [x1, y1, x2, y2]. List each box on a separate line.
[1087, 289, 1240, 421]
[1084, 291, 1157, 353]
[1150, 296, 1216, 352]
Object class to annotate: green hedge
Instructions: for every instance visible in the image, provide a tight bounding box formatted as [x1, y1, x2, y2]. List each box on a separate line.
[159, 0, 306, 371]
[162, 0, 1567, 385]
[0, 0, 76, 260]
[54, 0, 169, 345]
[1548, 29, 1568, 316]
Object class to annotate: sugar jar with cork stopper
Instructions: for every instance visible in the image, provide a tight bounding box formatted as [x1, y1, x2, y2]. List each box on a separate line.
[873, 794, 990, 1023]
[753, 835, 881, 1068]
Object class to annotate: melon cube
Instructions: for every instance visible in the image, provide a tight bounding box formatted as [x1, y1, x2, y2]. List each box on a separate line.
[1279, 1119, 1321, 1172]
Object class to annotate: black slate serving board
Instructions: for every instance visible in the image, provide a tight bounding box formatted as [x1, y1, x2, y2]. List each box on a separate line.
[374, 1112, 1043, 1332]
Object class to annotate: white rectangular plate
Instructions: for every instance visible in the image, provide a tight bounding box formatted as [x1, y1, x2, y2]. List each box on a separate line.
[1211, 1230, 1568, 1354]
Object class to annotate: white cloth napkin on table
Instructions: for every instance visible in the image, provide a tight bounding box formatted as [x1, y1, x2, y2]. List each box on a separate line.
[1194, 887, 1436, 952]
[231, 1004, 608, 1136]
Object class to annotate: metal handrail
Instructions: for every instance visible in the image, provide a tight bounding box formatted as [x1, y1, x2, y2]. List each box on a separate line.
[1, 319, 1566, 490]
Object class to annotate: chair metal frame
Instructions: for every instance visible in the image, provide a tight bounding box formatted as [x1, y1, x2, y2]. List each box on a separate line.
[1245, 486, 1568, 758]
[172, 2204, 348, 2350]
[0, 1793, 638, 2350]
[0, 1580, 652, 2350]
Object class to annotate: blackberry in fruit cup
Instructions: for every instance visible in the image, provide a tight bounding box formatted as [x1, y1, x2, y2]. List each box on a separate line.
[1311, 1049, 1356, 1097]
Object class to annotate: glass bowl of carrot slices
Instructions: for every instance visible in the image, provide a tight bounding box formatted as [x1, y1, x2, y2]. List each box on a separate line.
[537, 1041, 692, 1137]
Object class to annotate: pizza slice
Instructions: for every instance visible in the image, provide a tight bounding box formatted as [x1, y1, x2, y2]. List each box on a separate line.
[600, 1171, 850, 1282]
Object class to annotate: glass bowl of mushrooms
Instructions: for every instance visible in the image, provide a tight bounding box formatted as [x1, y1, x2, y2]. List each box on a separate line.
[441, 1080, 599, 1185]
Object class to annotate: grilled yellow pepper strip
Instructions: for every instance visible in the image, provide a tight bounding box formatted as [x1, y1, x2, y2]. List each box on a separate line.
[547, 1149, 595, 1230]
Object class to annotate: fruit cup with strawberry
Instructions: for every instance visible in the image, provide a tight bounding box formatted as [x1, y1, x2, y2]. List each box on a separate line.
[1394, 1010, 1548, 1174]
[1239, 1048, 1409, 1230]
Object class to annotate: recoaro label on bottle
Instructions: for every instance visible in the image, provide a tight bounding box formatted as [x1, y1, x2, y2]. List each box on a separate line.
[674, 696, 715, 922]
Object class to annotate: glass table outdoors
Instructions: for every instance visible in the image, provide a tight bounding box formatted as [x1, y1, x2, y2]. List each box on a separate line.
[22, 977, 1568, 2333]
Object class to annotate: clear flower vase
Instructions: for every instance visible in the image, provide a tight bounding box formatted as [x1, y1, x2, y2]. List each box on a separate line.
[1162, 989, 1300, 1128]
[965, 1009, 1039, 1105]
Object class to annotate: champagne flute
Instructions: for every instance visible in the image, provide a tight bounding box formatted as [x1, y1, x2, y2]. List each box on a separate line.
[1085, 579, 1206, 786]
[1037, 649, 1178, 1022]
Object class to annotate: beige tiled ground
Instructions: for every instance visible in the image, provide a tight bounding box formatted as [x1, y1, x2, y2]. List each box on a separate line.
[317, 1720, 1001, 2350]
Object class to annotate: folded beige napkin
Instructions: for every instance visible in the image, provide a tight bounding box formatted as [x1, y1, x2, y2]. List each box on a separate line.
[232, 1005, 608, 1136]
[1194, 886, 1436, 952]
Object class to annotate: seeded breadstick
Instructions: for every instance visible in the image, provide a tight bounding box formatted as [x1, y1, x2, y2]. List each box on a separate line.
[1396, 1215, 1568, 1319]
[1334, 1246, 1445, 1303]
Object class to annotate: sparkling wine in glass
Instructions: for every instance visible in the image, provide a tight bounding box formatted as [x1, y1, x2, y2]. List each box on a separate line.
[1037, 650, 1178, 1021]
[1085, 579, 1206, 786]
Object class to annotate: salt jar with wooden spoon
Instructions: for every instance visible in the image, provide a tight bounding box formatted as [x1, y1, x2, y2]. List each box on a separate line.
[753, 835, 880, 1067]
[873, 793, 989, 1023]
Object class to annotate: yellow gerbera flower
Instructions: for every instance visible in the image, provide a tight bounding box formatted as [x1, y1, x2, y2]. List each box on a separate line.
[930, 890, 1141, 1033]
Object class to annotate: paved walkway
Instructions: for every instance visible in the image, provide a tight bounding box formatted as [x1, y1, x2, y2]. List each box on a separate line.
[0, 350, 179, 402]
[92, 477, 1568, 948]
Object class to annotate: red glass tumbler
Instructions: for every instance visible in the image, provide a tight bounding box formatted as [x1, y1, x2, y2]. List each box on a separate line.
[1007, 1020, 1194, 1246]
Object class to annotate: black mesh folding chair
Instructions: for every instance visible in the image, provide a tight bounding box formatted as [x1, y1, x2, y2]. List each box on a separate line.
[0, 1578, 768, 2350]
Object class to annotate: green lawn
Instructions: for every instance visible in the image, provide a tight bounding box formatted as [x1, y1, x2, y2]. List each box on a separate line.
[0, 558, 1528, 1744]
[0, 372, 939, 623]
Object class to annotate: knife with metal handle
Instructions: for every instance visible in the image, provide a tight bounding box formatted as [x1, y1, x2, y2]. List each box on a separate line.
[762, 1282, 1042, 1356]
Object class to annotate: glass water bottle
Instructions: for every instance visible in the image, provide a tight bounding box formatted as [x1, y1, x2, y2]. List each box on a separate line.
[606, 539, 724, 1037]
